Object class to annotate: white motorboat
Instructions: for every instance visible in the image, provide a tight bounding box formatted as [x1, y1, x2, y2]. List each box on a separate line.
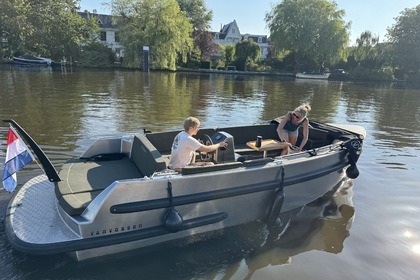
[12, 56, 52, 66]
[295, 72, 330, 80]
[3, 119, 365, 261]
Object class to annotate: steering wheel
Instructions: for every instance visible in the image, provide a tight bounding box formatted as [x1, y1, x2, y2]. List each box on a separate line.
[199, 134, 214, 162]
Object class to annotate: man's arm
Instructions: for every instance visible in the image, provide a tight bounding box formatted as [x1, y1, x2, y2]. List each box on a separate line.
[197, 141, 227, 153]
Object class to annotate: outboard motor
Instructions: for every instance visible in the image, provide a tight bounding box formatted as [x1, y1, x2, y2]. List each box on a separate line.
[345, 139, 363, 179]
[211, 131, 236, 163]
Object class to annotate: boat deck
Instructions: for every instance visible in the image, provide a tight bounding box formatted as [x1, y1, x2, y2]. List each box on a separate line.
[8, 175, 80, 245]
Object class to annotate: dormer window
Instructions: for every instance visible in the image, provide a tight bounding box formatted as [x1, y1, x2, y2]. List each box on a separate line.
[97, 19, 103, 25]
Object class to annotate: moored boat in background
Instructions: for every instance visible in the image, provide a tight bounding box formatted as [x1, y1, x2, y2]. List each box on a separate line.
[296, 72, 330, 80]
[13, 56, 52, 66]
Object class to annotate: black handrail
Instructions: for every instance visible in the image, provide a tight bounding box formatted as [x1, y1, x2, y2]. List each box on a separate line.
[3, 119, 61, 182]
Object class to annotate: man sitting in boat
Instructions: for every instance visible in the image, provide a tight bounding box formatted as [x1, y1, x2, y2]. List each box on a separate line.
[169, 117, 227, 172]
[275, 103, 311, 155]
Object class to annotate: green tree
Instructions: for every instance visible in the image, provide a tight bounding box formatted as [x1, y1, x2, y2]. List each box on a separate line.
[235, 39, 261, 71]
[0, 0, 94, 60]
[176, 0, 214, 64]
[387, 5, 420, 75]
[225, 44, 235, 67]
[266, 0, 350, 72]
[176, 0, 212, 30]
[112, 0, 193, 70]
[349, 31, 391, 70]
[80, 41, 115, 67]
[193, 28, 217, 60]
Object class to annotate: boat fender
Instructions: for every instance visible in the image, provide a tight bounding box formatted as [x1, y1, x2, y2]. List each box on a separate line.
[346, 164, 359, 179]
[344, 139, 362, 179]
[266, 167, 285, 227]
[266, 188, 285, 227]
[164, 182, 183, 233]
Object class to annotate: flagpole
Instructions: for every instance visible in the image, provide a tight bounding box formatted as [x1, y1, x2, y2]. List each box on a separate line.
[3, 119, 61, 183]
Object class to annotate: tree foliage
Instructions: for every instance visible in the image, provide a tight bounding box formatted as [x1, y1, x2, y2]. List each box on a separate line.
[112, 0, 193, 70]
[266, 0, 350, 71]
[80, 41, 115, 67]
[175, 0, 212, 30]
[348, 31, 391, 70]
[224, 45, 235, 66]
[235, 39, 261, 71]
[0, 0, 95, 60]
[176, 0, 214, 63]
[193, 29, 217, 60]
[387, 5, 420, 74]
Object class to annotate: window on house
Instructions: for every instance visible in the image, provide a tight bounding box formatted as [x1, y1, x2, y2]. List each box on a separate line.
[100, 31, 106, 41]
[227, 38, 232, 43]
[115, 32, 120, 43]
[232, 28, 236, 34]
[215, 33, 219, 40]
[258, 37, 262, 43]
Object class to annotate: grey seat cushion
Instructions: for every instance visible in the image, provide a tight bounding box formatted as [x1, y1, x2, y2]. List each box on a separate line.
[56, 157, 141, 216]
[131, 134, 167, 177]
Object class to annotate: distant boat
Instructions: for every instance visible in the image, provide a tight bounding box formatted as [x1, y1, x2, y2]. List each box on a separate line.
[296, 72, 330, 80]
[13, 56, 52, 66]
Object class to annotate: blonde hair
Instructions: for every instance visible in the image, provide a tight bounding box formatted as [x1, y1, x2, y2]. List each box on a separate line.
[294, 103, 311, 119]
[183, 117, 200, 131]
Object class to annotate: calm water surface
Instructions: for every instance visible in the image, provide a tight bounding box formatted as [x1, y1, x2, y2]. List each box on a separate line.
[0, 65, 419, 280]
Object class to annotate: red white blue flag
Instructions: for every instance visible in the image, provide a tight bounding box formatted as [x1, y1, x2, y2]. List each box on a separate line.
[2, 126, 34, 192]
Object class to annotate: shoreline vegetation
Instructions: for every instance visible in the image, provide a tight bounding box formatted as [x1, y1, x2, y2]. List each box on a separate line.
[2, 59, 417, 85]
[2, 1, 419, 84]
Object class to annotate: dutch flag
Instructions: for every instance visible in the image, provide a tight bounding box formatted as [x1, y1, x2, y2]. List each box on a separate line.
[2, 126, 35, 192]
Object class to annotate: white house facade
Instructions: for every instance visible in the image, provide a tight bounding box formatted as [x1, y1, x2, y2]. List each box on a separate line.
[212, 20, 269, 59]
[78, 12, 269, 61]
[78, 11, 124, 59]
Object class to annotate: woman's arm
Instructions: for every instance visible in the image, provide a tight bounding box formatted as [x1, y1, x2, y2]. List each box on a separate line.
[276, 113, 291, 141]
[298, 119, 309, 150]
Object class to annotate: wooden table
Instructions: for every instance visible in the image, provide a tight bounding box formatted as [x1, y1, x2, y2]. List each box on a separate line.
[246, 139, 289, 158]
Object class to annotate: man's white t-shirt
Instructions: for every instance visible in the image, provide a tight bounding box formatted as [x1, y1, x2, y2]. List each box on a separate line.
[169, 131, 201, 169]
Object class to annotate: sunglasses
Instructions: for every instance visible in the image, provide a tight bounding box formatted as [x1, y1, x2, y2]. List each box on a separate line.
[293, 113, 301, 119]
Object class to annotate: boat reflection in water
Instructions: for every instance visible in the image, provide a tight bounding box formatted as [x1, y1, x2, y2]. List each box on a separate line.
[118, 178, 355, 279]
[187, 178, 355, 279]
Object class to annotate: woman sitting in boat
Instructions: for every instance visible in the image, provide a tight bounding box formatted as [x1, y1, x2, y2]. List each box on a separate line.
[169, 117, 227, 172]
[276, 103, 311, 155]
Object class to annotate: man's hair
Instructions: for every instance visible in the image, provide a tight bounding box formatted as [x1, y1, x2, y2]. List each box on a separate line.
[183, 117, 200, 131]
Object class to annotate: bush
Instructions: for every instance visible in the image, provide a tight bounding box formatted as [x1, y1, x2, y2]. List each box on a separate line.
[200, 61, 211, 69]
[79, 42, 115, 68]
[348, 66, 394, 81]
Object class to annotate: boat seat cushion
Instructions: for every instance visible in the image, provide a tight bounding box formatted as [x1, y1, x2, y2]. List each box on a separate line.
[56, 157, 142, 215]
[130, 134, 167, 177]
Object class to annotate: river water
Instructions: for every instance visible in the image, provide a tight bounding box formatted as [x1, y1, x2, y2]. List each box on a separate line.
[0, 65, 419, 280]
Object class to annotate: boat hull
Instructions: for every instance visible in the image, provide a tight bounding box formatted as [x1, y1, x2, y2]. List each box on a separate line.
[295, 73, 330, 79]
[6, 152, 349, 261]
[12, 56, 52, 66]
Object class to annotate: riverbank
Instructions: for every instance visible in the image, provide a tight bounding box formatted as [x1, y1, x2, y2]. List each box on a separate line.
[1, 60, 419, 84]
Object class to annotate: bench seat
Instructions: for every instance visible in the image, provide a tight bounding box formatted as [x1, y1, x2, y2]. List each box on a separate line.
[56, 157, 142, 216]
